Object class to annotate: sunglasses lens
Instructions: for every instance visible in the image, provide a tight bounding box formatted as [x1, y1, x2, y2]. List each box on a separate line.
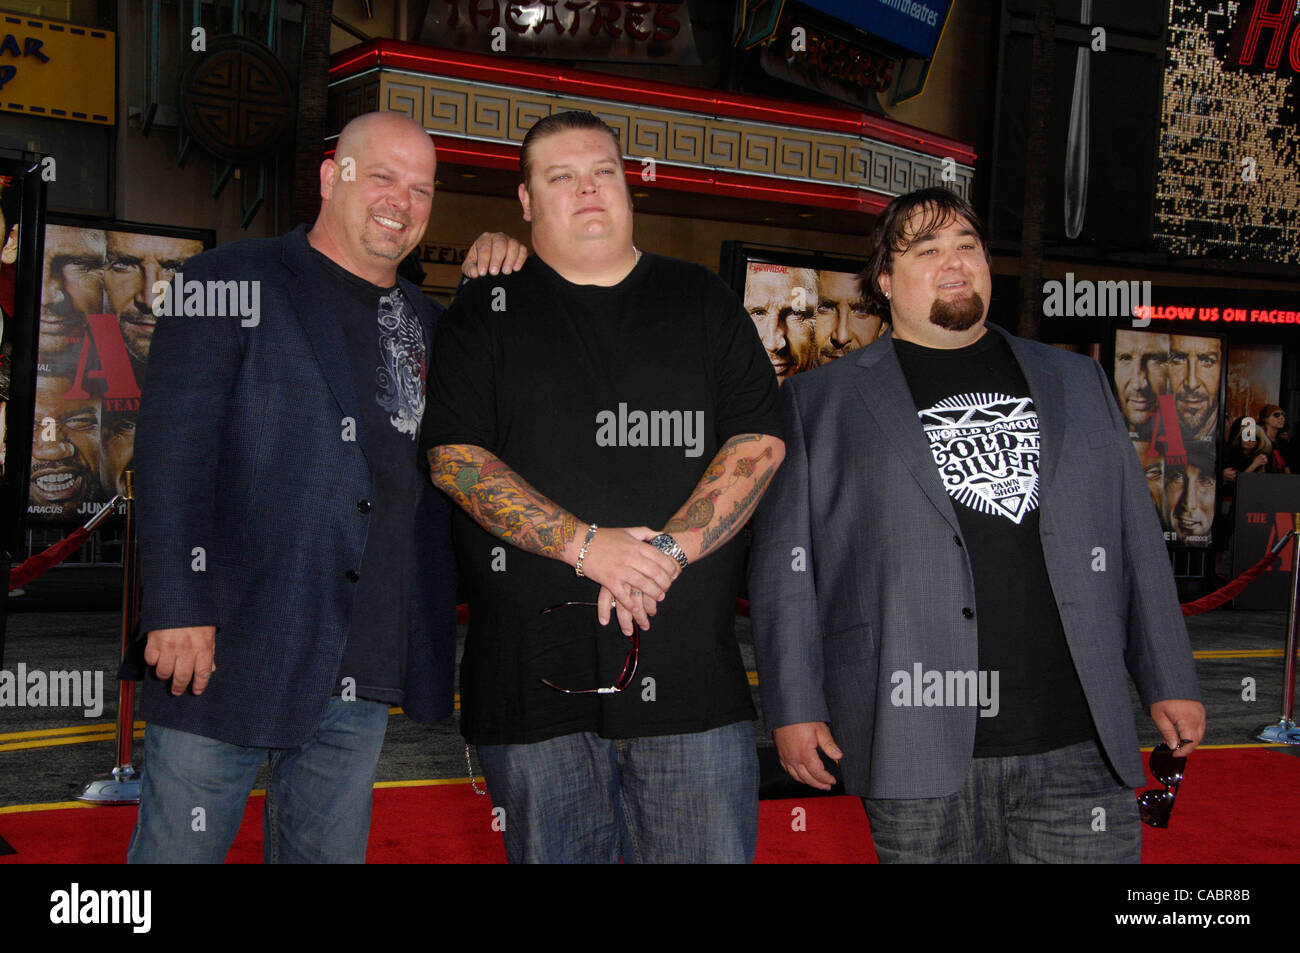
[1148, 746, 1186, 787]
[1138, 789, 1175, 828]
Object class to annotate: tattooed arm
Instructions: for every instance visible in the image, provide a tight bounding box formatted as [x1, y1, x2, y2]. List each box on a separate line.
[428, 444, 682, 632]
[662, 433, 786, 564]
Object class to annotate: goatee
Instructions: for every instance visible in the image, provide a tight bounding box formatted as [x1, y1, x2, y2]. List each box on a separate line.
[929, 291, 985, 331]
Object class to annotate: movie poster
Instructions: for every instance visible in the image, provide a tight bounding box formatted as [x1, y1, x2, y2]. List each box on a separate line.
[1111, 329, 1223, 549]
[743, 262, 888, 384]
[1225, 343, 1282, 429]
[28, 222, 208, 523]
[0, 158, 45, 556]
[0, 173, 24, 495]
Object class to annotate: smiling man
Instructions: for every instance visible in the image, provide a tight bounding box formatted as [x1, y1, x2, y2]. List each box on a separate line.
[749, 186, 1203, 864]
[421, 110, 784, 863]
[129, 111, 527, 864]
[29, 373, 101, 518]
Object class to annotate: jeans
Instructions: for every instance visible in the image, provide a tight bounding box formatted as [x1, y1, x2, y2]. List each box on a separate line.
[127, 697, 389, 864]
[862, 739, 1142, 863]
[476, 720, 758, 863]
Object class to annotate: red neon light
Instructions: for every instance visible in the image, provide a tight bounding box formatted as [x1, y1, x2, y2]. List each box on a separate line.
[330, 40, 977, 162]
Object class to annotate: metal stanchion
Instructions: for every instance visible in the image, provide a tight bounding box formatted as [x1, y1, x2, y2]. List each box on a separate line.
[78, 473, 143, 803]
[1253, 512, 1300, 745]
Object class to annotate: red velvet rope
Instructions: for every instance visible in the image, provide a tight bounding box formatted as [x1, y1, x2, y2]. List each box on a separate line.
[8, 527, 90, 590]
[1179, 546, 1282, 616]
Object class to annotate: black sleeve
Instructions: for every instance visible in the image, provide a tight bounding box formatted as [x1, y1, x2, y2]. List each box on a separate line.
[418, 285, 499, 463]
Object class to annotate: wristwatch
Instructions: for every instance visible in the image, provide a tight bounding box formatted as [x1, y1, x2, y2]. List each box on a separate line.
[649, 533, 688, 569]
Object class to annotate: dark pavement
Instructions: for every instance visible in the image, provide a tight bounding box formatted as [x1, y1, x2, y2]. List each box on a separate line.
[1, 565, 1297, 810]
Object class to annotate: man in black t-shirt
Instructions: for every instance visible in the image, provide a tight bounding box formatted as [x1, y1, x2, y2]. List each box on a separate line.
[750, 187, 1204, 863]
[421, 110, 785, 863]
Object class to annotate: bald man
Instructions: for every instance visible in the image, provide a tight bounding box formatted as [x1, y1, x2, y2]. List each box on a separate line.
[128, 112, 526, 864]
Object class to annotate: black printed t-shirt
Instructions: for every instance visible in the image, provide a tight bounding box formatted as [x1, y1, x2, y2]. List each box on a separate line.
[310, 248, 431, 705]
[418, 252, 783, 745]
[893, 329, 1094, 756]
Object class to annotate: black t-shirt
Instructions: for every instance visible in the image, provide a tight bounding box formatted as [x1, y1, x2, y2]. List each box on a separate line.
[310, 248, 430, 705]
[893, 329, 1094, 756]
[418, 252, 783, 744]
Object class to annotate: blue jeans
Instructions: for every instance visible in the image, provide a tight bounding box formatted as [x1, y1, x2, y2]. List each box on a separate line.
[127, 697, 389, 864]
[862, 739, 1142, 863]
[476, 720, 758, 863]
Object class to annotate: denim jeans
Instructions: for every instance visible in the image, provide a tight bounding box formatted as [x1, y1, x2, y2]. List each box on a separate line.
[476, 720, 758, 863]
[127, 697, 389, 864]
[862, 739, 1142, 863]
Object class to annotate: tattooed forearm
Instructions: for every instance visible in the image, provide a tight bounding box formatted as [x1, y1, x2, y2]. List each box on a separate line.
[701, 465, 776, 552]
[662, 434, 784, 563]
[428, 444, 580, 560]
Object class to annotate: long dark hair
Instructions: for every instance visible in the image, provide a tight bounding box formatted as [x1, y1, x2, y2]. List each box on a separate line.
[859, 187, 989, 319]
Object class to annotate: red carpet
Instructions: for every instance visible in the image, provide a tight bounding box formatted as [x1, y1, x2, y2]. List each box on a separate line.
[0, 748, 1295, 863]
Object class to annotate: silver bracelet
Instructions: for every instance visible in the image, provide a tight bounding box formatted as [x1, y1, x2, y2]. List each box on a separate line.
[575, 523, 598, 577]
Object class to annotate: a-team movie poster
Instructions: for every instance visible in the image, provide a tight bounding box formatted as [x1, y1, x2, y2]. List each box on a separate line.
[1111, 329, 1224, 550]
[29, 222, 208, 523]
[0, 174, 25, 497]
[741, 262, 888, 385]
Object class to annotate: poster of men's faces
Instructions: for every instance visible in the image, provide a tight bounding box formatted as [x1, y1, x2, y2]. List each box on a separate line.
[1112, 329, 1224, 549]
[742, 263, 888, 384]
[30, 223, 206, 522]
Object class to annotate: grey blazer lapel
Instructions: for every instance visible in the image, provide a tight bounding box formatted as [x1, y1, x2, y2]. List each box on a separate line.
[853, 333, 963, 535]
[999, 326, 1065, 494]
[281, 228, 371, 467]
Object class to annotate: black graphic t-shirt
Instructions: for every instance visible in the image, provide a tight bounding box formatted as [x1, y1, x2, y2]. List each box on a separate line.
[894, 330, 1094, 756]
[310, 248, 428, 705]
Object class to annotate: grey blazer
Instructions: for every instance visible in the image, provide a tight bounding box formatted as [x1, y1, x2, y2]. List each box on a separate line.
[748, 323, 1200, 797]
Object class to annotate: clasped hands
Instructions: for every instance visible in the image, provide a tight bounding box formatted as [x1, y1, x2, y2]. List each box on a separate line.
[576, 527, 683, 635]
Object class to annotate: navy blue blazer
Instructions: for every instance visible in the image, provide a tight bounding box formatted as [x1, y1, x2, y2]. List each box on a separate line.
[134, 225, 457, 748]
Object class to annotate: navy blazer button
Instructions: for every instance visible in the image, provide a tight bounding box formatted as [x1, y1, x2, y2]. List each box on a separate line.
[357, 500, 372, 514]
[346, 570, 360, 582]
[961, 607, 974, 618]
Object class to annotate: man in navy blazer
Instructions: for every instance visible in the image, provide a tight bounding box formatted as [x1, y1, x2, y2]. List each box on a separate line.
[749, 187, 1204, 863]
[127, 111, 523, 863]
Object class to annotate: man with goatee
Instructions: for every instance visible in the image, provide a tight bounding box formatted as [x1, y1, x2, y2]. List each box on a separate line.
[749, 186, 1203, 863]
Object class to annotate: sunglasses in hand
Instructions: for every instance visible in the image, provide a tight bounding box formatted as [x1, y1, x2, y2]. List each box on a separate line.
[1137, 742, 1191, 829]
